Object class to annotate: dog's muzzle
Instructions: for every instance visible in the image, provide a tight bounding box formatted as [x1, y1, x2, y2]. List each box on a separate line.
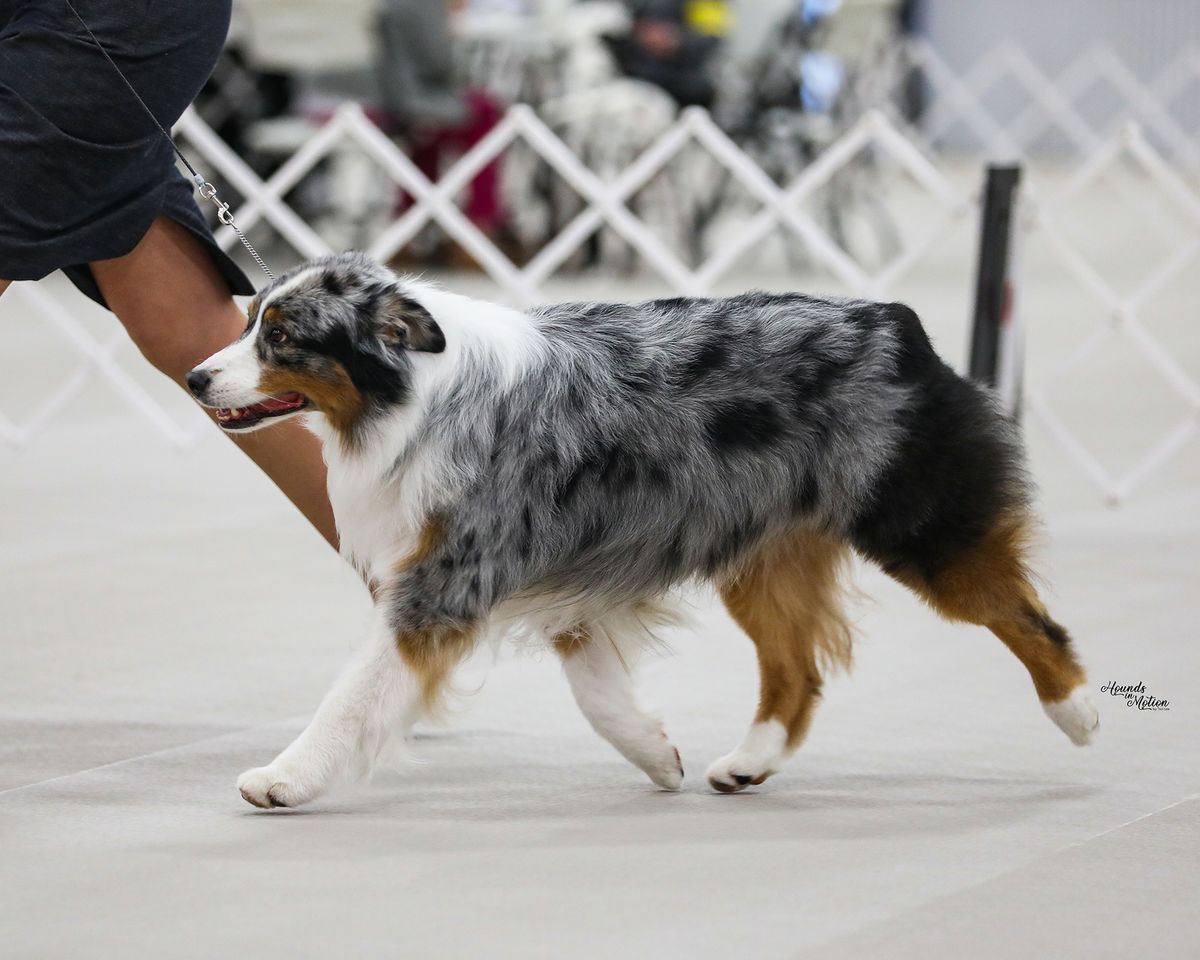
[186, 368, 212, 399]
[185, 365, 309, 431]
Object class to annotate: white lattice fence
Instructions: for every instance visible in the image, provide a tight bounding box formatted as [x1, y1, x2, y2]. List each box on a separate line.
[878, 39, 1200, 170]
[1020, 124, 1200, 502]
[3, 40, 1198, 502]
[871, 39, 1200, 500]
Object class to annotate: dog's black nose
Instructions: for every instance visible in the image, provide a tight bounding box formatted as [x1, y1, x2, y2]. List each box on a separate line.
[186, 368, 211, 397]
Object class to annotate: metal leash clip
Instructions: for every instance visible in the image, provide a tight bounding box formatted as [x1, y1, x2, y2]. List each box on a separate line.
[195, 175, 218, 199]
[193, 174, 275, 279]
[195, 176, 232, 222]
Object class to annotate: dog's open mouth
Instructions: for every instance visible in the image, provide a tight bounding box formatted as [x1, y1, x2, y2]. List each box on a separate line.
[214, 392, 309, 430]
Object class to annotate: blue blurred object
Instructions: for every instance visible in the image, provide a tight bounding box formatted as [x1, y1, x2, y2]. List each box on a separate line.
[800, 49, 844, 113]
[801, 0, 842, 27]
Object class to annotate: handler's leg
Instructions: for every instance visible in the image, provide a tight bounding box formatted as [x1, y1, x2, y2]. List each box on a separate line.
[90, 217, 338, 549]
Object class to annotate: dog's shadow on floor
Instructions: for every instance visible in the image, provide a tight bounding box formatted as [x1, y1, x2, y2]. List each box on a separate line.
[215, 726, 1102, 850]
[236, 762, 1101, 851]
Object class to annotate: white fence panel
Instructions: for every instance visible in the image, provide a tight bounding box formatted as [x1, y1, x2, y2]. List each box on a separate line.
[3, 41, 1198, 504]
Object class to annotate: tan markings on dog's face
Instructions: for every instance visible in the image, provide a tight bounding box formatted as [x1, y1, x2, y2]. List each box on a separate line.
[256, 363, 364, 438]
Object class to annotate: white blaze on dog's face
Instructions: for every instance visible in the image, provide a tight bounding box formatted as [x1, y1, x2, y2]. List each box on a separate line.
[185, 255, 445, 441]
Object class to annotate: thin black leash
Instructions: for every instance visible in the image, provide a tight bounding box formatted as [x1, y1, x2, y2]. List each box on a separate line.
[63, 0, 275, 281]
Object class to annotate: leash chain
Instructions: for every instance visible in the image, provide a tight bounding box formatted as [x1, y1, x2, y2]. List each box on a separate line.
[63, 0, 275, 281]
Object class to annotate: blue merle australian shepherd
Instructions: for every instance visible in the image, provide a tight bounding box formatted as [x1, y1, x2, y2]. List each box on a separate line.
[187, 252, 1097, 809]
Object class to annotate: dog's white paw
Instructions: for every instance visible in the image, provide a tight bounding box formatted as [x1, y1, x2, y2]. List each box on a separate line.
[639, 738, 685, 791]
[237, 763, 323, 809]
[1043, 686, 1100, 746]
[707, 720, 788, 794]
[613, 724, 684, 791]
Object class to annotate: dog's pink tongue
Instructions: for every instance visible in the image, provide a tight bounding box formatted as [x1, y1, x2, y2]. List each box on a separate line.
[255, 393, 306, 413]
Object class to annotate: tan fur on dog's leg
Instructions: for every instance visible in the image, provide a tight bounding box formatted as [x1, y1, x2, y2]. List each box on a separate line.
[887, 511, 1097, 745]
[709, 529, 854, 793]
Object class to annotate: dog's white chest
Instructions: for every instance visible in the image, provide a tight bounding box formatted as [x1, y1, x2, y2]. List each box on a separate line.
[327, 469, 411, 581]
[321, 432, 444, 584]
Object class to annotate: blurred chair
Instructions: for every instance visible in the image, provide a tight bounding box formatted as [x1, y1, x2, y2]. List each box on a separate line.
[232, 0, 388, 250]
[377, 0, 468, 129]
[378, 0, 510, 263]
[236, 0, 377, 73]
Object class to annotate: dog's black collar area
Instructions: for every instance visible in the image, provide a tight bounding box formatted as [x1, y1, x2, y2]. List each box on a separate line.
[215, 393, 309, 430]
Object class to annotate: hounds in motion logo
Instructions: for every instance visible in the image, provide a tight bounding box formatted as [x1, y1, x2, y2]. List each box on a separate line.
[1100, 681, 1170, 711]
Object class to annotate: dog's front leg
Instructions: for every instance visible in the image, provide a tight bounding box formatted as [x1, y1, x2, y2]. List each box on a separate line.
[237, 609, 421, 809]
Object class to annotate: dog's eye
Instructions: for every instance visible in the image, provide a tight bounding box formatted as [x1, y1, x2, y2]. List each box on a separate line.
[266, 326, 288, 345]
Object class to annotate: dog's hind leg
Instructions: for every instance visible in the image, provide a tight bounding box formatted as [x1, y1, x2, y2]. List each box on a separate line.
[555, 627, 684, 791]
[237, 610, 475, 809]
[708, 530, 854, 794]
[884, 511, 1097, 745]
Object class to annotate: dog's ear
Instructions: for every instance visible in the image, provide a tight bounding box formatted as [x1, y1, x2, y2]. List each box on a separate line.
[380, 293, 445, 354]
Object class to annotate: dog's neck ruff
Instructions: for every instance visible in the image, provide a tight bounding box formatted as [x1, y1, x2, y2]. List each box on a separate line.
[313, 285, 543, 580]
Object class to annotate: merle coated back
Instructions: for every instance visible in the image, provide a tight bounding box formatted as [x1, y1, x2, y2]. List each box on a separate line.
[388, 291, 1028, 632]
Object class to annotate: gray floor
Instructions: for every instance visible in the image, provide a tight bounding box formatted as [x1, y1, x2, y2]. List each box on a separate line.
[2, 272, 1198, 958]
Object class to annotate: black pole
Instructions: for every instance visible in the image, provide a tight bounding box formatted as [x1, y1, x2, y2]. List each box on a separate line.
[969, 164, 1022, 388]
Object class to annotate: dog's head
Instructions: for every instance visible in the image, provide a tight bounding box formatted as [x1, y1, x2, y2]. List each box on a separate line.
[186, 252, 443, 438]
